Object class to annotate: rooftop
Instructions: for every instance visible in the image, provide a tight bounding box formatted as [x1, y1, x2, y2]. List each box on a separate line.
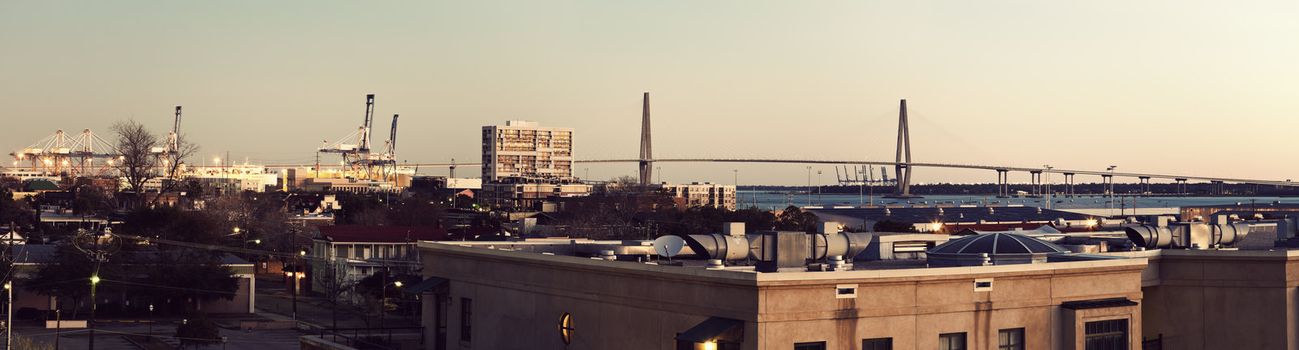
[316, 225, 447, 243]
[808, 206, 1094, 224]
[418, 240, 1148, 284]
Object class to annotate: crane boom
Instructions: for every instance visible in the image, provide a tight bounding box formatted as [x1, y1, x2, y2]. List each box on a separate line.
[360, 94, 375, 152]
[388, 114, 399, 155]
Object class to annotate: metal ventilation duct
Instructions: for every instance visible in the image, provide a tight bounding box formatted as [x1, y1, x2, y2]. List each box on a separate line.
[678, 231, 874, 271]
[1125, 221, 1251, 249]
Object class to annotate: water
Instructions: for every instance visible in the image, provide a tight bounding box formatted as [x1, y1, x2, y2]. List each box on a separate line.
[737, 190, 1299, 211]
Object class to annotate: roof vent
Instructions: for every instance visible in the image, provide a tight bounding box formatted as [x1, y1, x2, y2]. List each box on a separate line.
[884, 208, 892, 216]
[599, 250, 616, 261]
[988, 207, 995, 214]
[705, 259, 725, 270]
[1036, 207, 1043, 214]
[937, 207, 945, 215]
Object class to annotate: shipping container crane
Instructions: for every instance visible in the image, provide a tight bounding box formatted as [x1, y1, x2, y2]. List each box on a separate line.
[317, 94, 403, 182]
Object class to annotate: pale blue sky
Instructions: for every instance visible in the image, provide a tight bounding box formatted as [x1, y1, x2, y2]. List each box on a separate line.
[2, 1, 1296, 185]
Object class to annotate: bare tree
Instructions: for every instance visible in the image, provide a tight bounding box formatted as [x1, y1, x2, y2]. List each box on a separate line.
[157, 133, 199, 193]
[112, 120, 159, 204]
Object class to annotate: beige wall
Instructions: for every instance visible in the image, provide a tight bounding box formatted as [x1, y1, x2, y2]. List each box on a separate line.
[422, 243, 760, 350]
[751, 263, 1143, 350]
[421, 242, 1147, 350]
[1136, 250, 1299, 350]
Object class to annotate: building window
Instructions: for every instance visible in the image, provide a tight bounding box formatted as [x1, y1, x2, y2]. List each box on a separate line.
[794, 342, 826, 350]
[460, 298, 473, 342]
[862, 337, 892, 350]
[940, 333, 966, 350]
[1085, 319, 1128, 350]
[998, 328, 1024, 350]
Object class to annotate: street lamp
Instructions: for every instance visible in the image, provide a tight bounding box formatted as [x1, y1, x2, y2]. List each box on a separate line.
[5, 281, 11, 350]
[148, 304, 155, 340]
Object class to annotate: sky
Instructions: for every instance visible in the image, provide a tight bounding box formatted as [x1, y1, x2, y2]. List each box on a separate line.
[2, 1, 1297, 186]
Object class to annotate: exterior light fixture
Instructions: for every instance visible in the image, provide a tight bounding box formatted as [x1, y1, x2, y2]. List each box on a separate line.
[90, 275, 101, 285]
[558, 312, 574, 345]
[393, 281, 403, 288]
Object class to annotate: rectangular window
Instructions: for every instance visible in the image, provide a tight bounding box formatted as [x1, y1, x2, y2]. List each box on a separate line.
[1085, 319, 1128, 350]
[459, 298, 473, 342]
[940, 333, 967, 350]
[862, 337, 892, 350]
[794, 342, 826, 350]
[998, 328, 1025, 350]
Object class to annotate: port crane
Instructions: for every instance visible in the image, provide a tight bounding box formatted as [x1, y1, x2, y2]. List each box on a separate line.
[317, 94, 401, 183]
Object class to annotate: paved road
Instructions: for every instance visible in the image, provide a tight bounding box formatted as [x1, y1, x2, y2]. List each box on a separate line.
[253, 276, 417, 330]
[15, 322, 309, 350]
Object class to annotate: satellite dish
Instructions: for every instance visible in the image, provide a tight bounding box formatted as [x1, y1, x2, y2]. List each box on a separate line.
[653, 235, 685, 259]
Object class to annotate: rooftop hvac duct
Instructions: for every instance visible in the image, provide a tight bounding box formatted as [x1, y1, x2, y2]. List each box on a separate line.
[1125, 221, 1251, 249]
[682, 234, 751, 261]
[679, 230, 874, 272]
[1124, 226, 1173, 249]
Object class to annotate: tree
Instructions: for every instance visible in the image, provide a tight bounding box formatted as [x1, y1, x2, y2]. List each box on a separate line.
[152, 132, 199, 206]
[873, 220, 919, 233]
[112, 120, 159, 205]
[774, 206, 818, 232]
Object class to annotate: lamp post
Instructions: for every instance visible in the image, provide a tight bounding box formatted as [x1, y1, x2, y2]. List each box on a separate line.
[90, 274, 100, 350]
[5, 281, 12, 350]
[1107, 165, 1117, 215]
[53, 309, 61, 350]
[293, 250, 306, 321]
[1043, 165, 1053, 209]
[733, 169, 739, 209]
[805, 166, 812, 206]
[72, 228, 119, 350]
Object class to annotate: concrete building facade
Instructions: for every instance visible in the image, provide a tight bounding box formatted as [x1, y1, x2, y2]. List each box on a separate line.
[659, 182, 737, 211]
[418, 240, 1146, 350]
[481, 120, 574, 182]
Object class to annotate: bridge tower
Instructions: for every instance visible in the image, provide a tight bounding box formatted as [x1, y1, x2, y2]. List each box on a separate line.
[893, 99, 914, 197]
[638, 92, 653, 186]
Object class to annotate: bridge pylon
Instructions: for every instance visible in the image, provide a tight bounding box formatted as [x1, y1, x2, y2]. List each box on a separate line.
[890, 99, 917, 198]
[638, 92, 653, 186]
